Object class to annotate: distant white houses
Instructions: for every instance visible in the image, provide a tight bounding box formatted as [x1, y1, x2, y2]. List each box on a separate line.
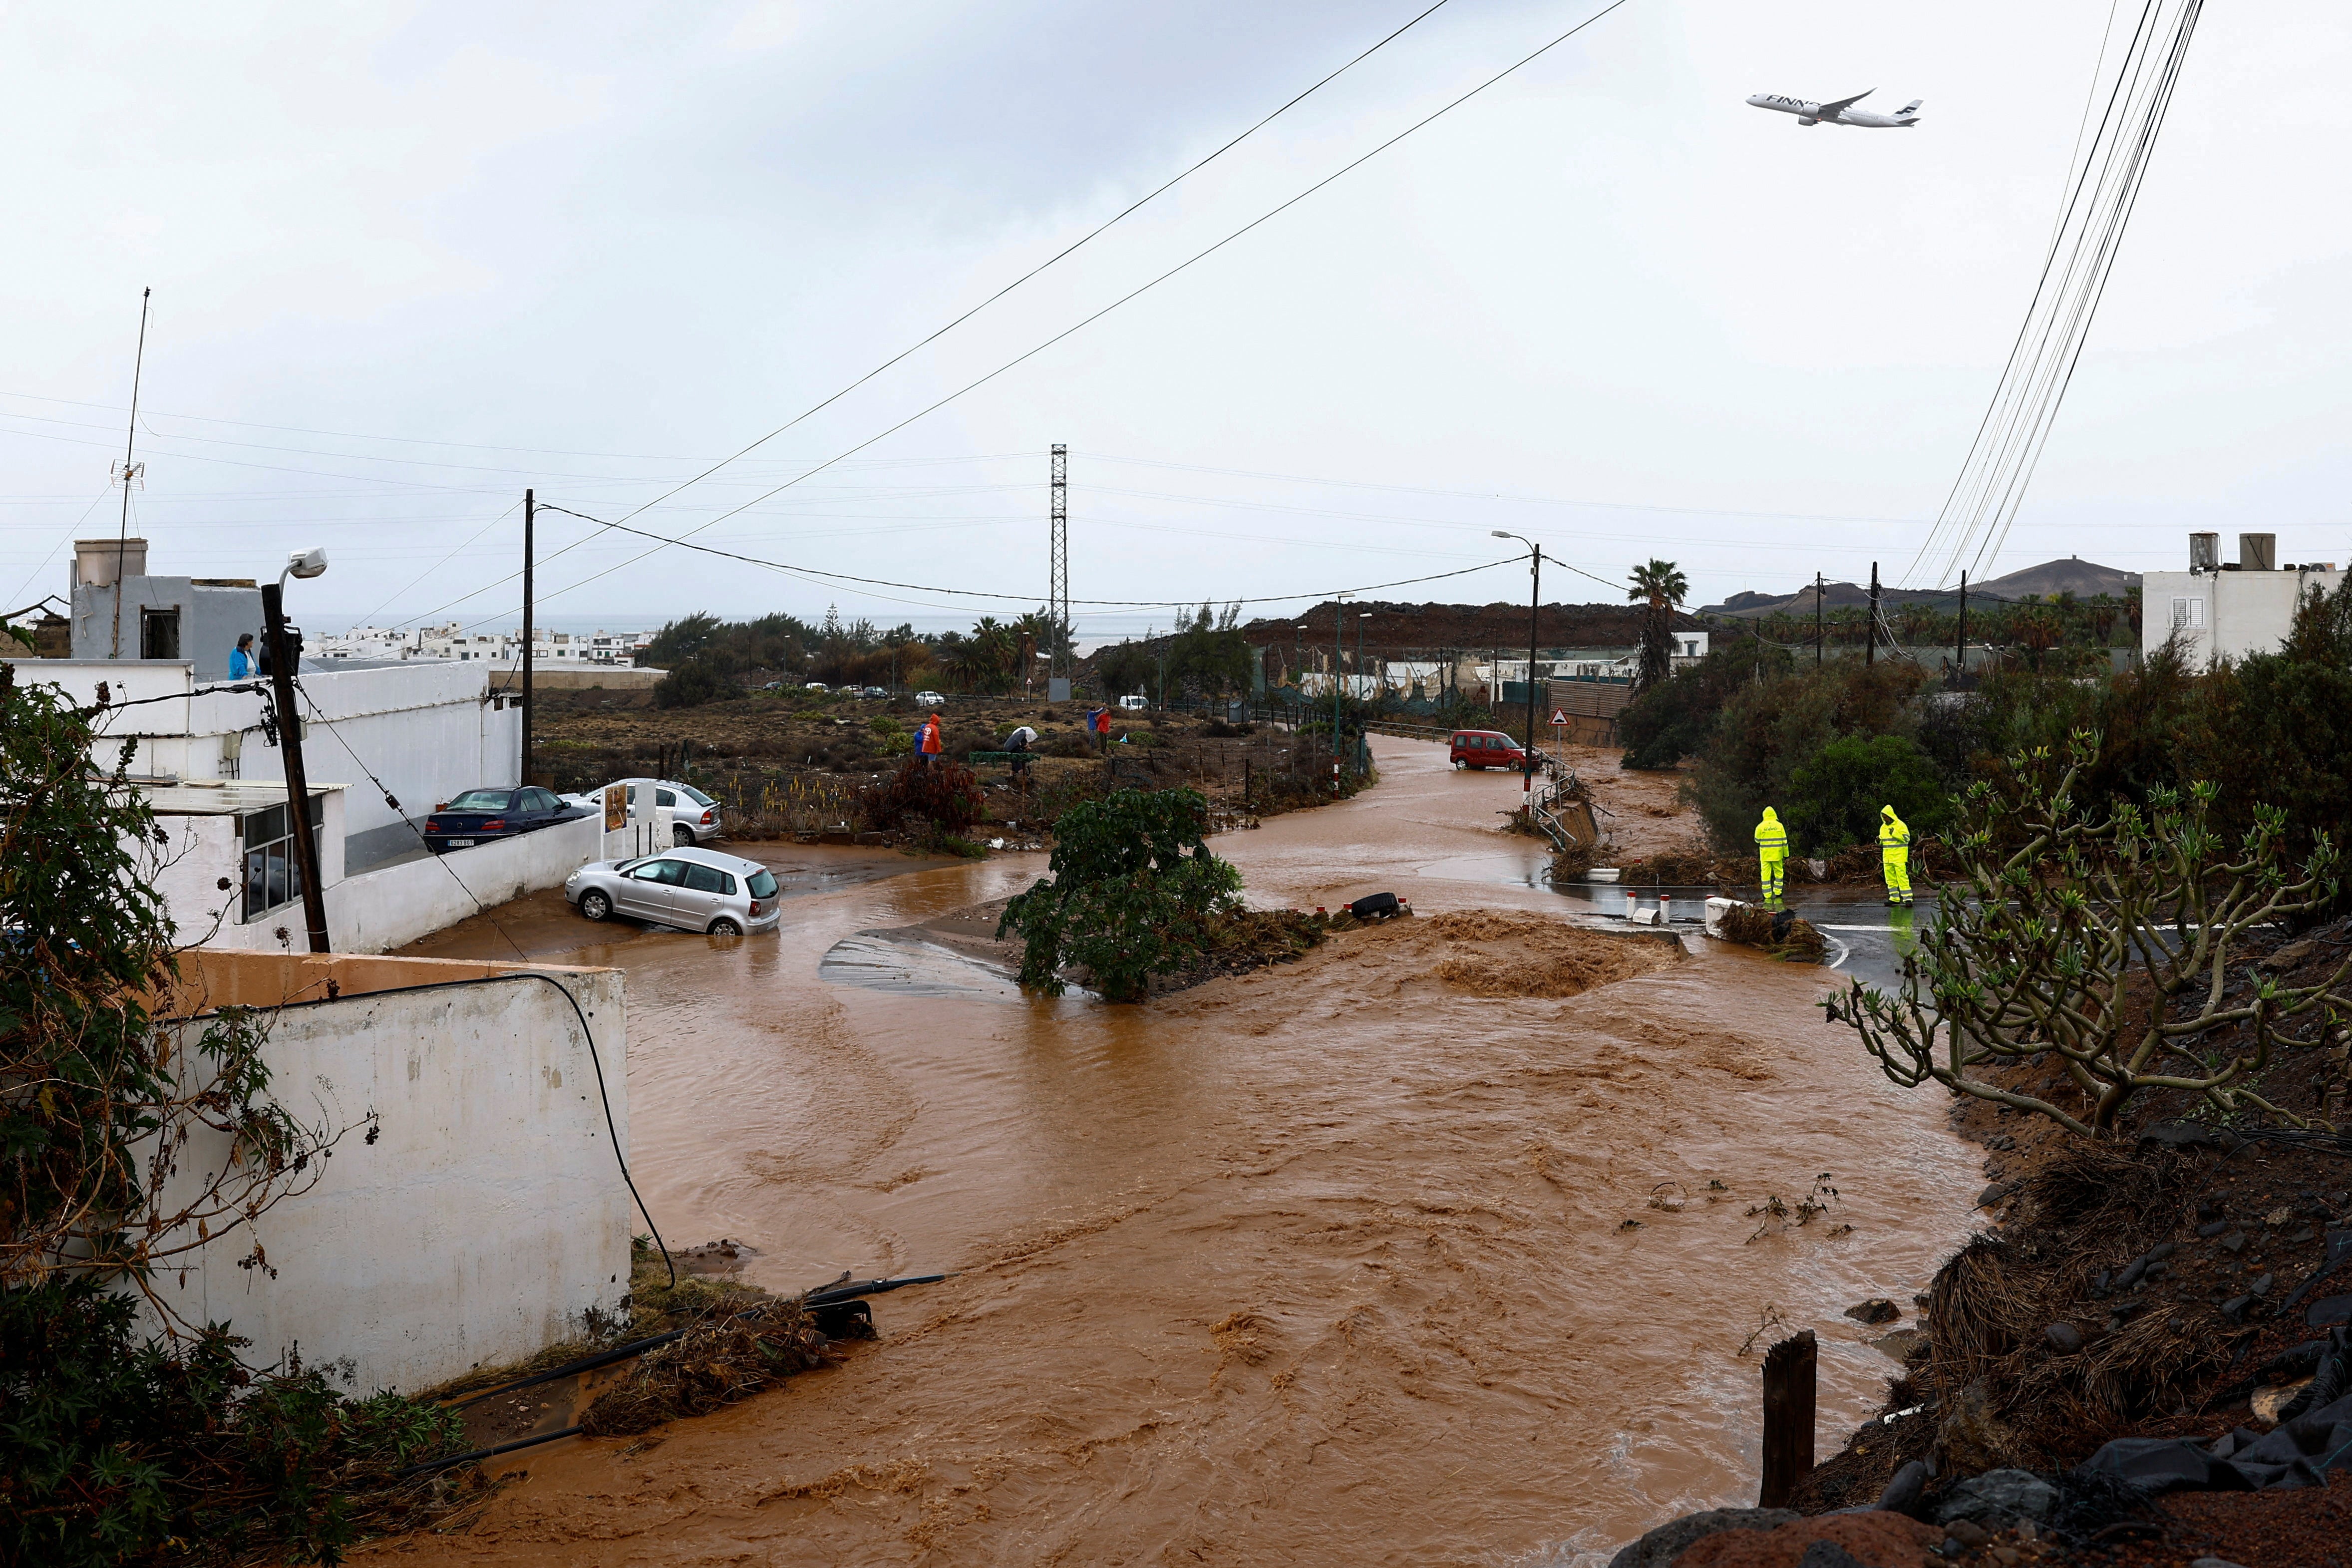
[317, 624, 654, 667]
[2141, 532, 2343, 666]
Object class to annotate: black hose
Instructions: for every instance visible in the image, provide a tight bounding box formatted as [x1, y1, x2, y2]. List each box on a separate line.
[446, 1329, 686, 1411]
[397, 1425, 586, 1479]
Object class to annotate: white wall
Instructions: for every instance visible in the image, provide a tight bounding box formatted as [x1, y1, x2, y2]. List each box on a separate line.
[330, 814, 599, 954]
[153, 812, 598, 955]
[6, 657, 523, 872]
[150, 961, 631, 1392]
[2143, 568, 2345, 664]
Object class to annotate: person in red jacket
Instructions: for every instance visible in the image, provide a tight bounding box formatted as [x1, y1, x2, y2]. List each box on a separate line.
[917, 712, 944, 767]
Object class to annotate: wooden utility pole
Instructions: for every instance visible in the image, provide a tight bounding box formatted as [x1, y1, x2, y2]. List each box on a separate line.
[1956, 570, 1969, 684]
[1867, 563, 1881, 667]
[521, 488, 535, 786]
[1758, 1330, 1818, 1508]
[1815, 573, 1824, 667]
[261, 583, 330, 954]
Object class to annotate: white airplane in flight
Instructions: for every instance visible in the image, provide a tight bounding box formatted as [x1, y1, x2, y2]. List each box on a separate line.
[1746, 89, 1921, 128]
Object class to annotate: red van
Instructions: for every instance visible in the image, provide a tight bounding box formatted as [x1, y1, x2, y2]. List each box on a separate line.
[1449, 730, 1528, 770]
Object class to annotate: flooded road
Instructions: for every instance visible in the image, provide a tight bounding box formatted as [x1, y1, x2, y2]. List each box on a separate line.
[379, 736, 1980, 1567]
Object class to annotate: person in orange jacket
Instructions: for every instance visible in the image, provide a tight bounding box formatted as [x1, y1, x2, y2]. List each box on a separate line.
[917, 712, 944, 767]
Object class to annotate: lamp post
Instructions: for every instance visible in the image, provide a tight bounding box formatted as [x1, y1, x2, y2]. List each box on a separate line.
[1492, 532, 1543, 797]
[1333, 594, 1348, 781]
[262, 547, 330, 954]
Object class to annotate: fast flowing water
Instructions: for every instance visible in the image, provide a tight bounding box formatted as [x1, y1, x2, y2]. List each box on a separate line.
[375, 736, 1980, 1567]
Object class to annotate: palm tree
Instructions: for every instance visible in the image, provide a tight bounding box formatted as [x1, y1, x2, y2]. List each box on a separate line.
[1627, 559, 1689, 692]
[1011, 611, 1052, 693]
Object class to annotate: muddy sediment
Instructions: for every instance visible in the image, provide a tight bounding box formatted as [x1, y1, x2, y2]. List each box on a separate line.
[365, 735, 1980, 1567]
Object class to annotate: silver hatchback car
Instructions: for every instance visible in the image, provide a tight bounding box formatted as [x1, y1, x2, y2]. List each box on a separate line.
[565, 846, 781, 935]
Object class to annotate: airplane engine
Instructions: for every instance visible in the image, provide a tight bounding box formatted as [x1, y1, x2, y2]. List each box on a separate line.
[1797, 116, 1818, 126]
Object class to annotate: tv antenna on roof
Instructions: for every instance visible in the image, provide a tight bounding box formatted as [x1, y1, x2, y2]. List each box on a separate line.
[108, 287, 152, 658]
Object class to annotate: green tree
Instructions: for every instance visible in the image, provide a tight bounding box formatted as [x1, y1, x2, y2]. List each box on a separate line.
[1628, 559, 1689, 692]
[1784, 733, 1954, 853]
[997, 789, 1243, 1002]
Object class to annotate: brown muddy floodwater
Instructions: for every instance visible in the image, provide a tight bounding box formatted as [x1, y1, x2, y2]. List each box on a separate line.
[373, 736, 1980, 1568]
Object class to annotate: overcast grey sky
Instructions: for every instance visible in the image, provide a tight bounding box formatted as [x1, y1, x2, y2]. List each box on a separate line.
[5, 1, 2348, 641]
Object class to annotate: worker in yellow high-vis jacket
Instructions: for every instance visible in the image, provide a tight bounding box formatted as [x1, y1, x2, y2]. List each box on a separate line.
[1878, 804, 1913, 906]
[1754, 806, 1789, 904]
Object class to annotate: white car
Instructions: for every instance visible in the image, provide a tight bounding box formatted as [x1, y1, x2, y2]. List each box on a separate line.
[565, 846, 780, 935]
[914, 690, 944, 707]
[562, 777, 724, 846]
[1117, 693, 1149, 711]
[804, 681, 829, 691]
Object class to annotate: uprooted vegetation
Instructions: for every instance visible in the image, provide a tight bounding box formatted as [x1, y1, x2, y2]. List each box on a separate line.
[426, 1239, 849, 1443]
[1709, 900, 1830, 963]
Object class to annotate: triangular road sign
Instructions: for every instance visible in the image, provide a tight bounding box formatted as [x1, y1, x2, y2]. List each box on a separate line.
[1549, 708, 1569, 726]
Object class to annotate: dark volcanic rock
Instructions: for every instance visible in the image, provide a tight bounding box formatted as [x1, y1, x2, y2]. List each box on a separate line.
[1606, 1508, 1800, 1568]
[1934, 1468, 2058, 1527]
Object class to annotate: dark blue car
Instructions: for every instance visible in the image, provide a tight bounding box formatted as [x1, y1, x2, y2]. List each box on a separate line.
[423, 786, 588, 854]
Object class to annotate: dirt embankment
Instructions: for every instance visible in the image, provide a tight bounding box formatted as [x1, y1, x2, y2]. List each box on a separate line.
[1780, 919, 2352, 1563]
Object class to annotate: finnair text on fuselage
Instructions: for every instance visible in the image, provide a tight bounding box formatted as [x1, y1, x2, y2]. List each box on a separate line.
[1746, 90, 1921, 129]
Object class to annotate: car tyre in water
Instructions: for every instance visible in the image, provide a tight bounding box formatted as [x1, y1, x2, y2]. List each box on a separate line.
[579, 890, 612, 922]
[708, 917, 742, 937]
[673, 824, 694, 846]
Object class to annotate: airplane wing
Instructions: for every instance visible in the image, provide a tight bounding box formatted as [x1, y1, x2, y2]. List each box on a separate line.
[1816, 89, 1874, 118]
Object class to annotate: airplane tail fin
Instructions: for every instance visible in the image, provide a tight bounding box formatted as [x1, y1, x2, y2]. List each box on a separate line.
[1897, 99, 1923, 120]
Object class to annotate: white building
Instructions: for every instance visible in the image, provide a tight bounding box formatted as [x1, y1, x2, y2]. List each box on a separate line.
[2141, 532, 2342, 666]
[336, 624, 654, 667]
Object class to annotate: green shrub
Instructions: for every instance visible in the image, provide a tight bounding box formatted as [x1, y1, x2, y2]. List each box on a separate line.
[1618, 639, 1784, 770]
[997, 789, 1243, 1002]
[0, 1277, 467, 1567]
[1783, 733, 1953, 852]
[653, 653, 736, 709]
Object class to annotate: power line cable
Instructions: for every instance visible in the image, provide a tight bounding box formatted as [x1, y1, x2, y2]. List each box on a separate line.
[475, 0, 1462, 586]
[514, 501, 1519, 609]
[1907, 0, 2202, 588]
[494, 0, 1637, 624]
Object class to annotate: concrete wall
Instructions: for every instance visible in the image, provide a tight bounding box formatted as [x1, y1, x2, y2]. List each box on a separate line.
[2142, 568, 2345, 665]
[6, 658, 523, 874]
[155, 811, 599, 954]
[72, 579, 264, 680]
[489, 666, 663, 691]
[151, 950, 631, 1392]
[331, 813, 600, 954]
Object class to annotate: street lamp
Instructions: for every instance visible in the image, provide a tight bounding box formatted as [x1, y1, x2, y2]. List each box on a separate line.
[1492, 531, 1543, 797]
[262, 547, 331, 954]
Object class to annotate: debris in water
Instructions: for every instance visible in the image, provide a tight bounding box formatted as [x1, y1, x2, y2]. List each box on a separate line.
[1702, 897, 1828, 961]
